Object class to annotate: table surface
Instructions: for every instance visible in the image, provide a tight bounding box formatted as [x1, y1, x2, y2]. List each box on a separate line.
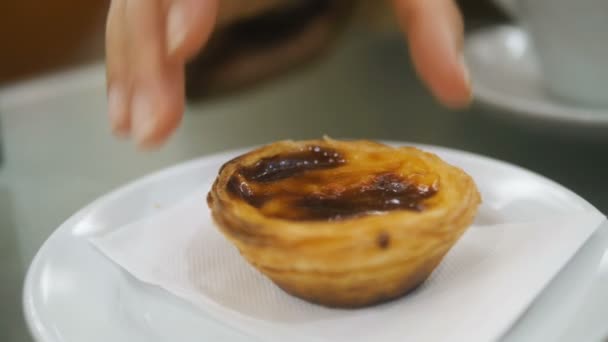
[1, 29, 607, 342]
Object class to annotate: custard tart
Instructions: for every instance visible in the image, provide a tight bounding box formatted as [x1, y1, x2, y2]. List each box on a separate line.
[207, 138, 481, 308]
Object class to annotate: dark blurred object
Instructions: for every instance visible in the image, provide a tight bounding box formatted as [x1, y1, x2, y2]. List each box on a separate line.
[185, 0, 509, 101]
[185, 0, 354, 100]
[457, 0, 511, 31]
[0, 0, 107, 85]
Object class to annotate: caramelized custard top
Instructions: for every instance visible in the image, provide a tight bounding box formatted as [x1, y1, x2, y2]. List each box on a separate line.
[227, 145, 439, 221]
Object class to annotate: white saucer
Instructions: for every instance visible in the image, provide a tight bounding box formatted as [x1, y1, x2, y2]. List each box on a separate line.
[464, 25, 608, 135]
[23, 143, 608, 342]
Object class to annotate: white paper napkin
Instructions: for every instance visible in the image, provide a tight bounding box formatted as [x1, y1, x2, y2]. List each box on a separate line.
[91, 191, 605, 342]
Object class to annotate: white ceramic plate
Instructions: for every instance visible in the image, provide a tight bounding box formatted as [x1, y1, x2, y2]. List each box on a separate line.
[464, 25, 608, 138]
[23, 143, 608, 342]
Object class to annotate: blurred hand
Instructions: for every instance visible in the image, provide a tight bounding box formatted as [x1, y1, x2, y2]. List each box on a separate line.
[105, 0, 470, 148]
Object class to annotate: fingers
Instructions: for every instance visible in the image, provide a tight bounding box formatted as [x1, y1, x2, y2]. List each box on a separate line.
[106, 0, 131, 135]
[165, 0, 218, 61]
[392, 0, 471, 109]
[105, 0, 217, 149]
[125, 0, 183, 148]
[131, 64, 185, 148]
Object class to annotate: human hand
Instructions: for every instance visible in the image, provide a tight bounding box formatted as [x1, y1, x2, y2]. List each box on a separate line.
[105, 0, 470, 148]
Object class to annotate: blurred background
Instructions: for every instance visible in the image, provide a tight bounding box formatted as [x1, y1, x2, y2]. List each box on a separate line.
[0, 0, 505, 89]
[0, 1, 107, 86]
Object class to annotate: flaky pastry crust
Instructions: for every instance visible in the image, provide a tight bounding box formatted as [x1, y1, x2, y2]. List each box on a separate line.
[207, 138, 481, 308]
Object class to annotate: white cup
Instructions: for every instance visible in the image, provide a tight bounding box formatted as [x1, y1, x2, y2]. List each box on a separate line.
[494, 0, 608, 107]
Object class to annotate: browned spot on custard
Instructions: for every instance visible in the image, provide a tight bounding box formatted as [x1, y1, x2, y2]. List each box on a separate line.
[227, 145, 439, 221]
[293, 173, 437, 220]
[239, 145, 345, 182]
[377, 232, 390, 249]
